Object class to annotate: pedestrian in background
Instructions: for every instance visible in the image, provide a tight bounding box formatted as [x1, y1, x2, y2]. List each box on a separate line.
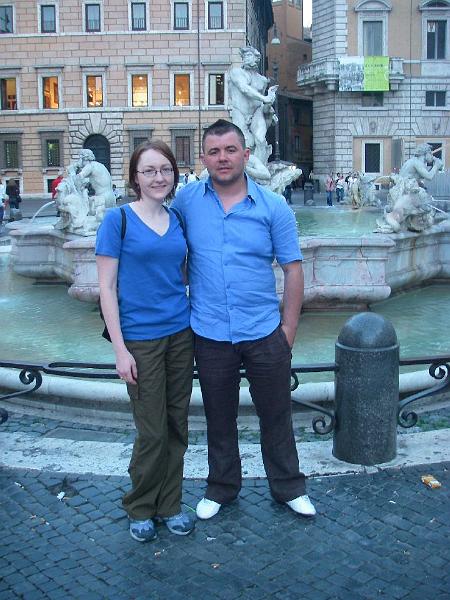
[283, 183, 293, 205]
[187, 168, 199, 183]
[112, 184, 123, 203]
[335, 173, 345, 203]
[6, 179, 21, 210]
[51, 171, 64, 201]
[0, 178, 6, 226]
[325, 172, 335, 206]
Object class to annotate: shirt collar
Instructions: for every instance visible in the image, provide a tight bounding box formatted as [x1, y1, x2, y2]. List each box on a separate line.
[204, 174, 257, 203]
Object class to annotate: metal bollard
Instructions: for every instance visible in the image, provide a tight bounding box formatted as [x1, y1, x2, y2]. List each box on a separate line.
[303, 182, 314, 205]
[333, 312, 399, 466]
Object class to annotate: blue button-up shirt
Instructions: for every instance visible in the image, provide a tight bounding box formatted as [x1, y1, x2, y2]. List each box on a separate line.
[171, 176, 302, 343]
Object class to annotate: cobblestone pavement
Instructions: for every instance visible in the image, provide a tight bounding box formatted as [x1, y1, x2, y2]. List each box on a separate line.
[1, 461, 449, 600]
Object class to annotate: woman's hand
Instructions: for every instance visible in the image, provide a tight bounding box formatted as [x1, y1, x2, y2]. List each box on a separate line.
[116, 347, 138, 384]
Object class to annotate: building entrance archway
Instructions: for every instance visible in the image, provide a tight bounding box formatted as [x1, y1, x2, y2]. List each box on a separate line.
[83, 134, 111, 172]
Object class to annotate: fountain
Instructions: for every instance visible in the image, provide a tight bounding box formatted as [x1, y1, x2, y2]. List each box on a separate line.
[10, 148, 115, 302]
[2, 48, 450, 416]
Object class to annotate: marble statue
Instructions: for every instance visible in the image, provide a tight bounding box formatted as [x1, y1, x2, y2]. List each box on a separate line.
[375, 144, 443, 234]
[54, 149, 115, 236]
[227, 46, 301, 193]
[348, 174, 362, 209]
[346, 173, 379, 209]
[228, 47, 277, 182]
[267, 162, 302, 196]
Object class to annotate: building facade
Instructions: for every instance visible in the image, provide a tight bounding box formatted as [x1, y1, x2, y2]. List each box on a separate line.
[297, 0, 450, 177]
[0, 0, 272, 195]
[266, 0, 313, 174]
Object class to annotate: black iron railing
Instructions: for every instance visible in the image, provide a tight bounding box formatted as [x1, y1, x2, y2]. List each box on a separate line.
[0, 356, 449, 433]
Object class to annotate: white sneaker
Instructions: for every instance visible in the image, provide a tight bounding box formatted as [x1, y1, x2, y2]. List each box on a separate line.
[286, 495, 316, 517]
[196, 498, 222, 520]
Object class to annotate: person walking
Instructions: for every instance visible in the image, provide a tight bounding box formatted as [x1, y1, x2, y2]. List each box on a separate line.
[187, 168, 198, 183]
[172, 119, 316, 521]
[0, 178, 6, 227]
[335, 173, 345, 203]
[51, 171, 64, 201]
[96, 140, 195, 542]
[5, 179, 21, 210]
[325, 172, 335, 206]
[283, 183, 292, 205]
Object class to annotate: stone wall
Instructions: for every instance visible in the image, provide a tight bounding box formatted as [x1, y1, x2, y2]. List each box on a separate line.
[0, 0, 269, 194]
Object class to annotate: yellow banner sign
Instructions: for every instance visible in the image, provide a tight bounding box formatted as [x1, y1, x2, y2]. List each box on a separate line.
[339, 56, 389, 92]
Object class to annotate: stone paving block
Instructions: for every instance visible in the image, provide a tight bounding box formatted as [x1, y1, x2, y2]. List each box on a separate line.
[1, 462, 449, 599]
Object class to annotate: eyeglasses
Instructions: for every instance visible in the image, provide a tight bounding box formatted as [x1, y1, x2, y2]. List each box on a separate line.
[137, 167, 174, 178]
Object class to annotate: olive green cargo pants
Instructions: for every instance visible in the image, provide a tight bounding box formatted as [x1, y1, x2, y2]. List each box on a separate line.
[122, 327, 193, 520]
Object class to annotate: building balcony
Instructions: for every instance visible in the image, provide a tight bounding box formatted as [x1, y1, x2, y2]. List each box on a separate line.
[297, 57, 404, 93]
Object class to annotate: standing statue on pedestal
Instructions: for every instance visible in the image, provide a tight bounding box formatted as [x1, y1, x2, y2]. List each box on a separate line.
[228, 47, 277, 183]
[227, 46, 301, 194]
[374, 144, 443, 233]
[54, 149, 115, 236]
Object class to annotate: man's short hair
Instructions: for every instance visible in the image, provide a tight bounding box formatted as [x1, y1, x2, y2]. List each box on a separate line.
[202, 119, 246, 150]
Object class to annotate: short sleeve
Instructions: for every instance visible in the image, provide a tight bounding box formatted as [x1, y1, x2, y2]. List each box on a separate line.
[95, 207, 122, 258]
[271, 199, 302, 265]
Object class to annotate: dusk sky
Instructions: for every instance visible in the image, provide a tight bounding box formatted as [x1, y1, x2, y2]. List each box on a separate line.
[304, 0, 312, 27]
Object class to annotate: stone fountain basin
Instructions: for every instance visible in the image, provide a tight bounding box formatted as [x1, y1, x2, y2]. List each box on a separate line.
[10, 218, 450, 309]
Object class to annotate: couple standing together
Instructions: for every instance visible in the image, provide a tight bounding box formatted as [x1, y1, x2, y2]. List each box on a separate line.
[96, 119, 316, 543]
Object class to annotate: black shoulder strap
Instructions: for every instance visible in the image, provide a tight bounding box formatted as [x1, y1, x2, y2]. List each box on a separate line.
[120, 206, 126, 240]
[166, 205, 185, 237]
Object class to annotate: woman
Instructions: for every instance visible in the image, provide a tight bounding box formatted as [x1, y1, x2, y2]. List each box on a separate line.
[6, 179, 21, 210]
[96, 141, 195, 542]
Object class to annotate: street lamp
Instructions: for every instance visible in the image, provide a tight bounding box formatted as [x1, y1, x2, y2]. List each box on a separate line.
[272, 61, 280, 162]
[271, 23, 281, 45]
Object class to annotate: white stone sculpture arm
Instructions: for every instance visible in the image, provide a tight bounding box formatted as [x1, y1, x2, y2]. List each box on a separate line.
[401, 156, 442, 181]
[229, 68, 278, 104]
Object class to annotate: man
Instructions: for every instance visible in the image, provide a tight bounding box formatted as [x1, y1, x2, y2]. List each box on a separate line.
[0, 177, 5, 226]
[172, 119, 316, 520]
[325, 172, 335, 206]
[335, 173, 345, 203]
[187, 169, 198, 183]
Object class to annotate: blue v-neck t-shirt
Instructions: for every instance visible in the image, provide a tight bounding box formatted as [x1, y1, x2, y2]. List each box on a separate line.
[95, 204, 190, 341]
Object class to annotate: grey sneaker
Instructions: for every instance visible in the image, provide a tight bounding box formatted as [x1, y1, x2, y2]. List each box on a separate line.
[129, 518, 157, 542]
[161, 511, 195, 536]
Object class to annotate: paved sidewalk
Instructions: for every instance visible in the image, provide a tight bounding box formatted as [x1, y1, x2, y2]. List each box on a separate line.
[2, 193, 449, 598]
[1, 462, 449, 600]
[1, 408, 450, 600]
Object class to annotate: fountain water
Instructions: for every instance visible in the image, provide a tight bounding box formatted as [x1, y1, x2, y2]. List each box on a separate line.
[27, 201, 56, 226]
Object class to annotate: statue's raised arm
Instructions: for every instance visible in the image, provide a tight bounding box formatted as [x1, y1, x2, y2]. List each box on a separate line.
[399, 143, 443, 182]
